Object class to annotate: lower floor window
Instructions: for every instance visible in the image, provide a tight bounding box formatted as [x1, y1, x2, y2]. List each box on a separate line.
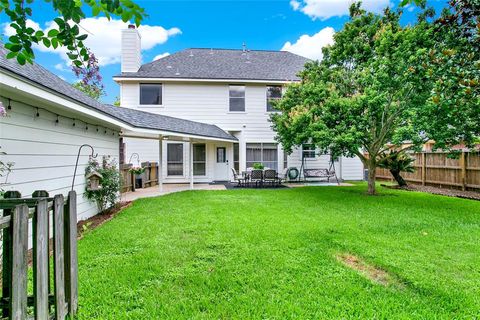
[167, 143, 183, 176]
[193, 144, 206, 176]
[233, 143, 240, 172]
[246, 143, 278, 170]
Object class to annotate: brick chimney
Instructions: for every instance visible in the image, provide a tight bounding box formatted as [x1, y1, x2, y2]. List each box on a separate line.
[121, 24, 141, 73]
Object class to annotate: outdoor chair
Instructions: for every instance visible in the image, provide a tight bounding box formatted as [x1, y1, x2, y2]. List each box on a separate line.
[263, 169, 278, 187]
[276, 168, 289, 185]
[231, 168, 248, 187]
[250, 169, 263, 188]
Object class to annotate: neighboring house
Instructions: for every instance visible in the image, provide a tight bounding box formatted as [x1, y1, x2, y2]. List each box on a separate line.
[0, 46, 235, 225]
[115, 26, 363, 183]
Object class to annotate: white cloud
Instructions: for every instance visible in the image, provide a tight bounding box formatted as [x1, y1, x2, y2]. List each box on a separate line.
[281, 27, 335, 60]
[54, 63, 69, 72]
[290, 0, 301, 10]
[290, 0, 391, 20]
[2, 17, 181, 66]
[153, 52, 170, 61]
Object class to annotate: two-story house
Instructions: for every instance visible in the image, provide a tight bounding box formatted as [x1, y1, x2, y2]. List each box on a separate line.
[115, 26, 363, 183]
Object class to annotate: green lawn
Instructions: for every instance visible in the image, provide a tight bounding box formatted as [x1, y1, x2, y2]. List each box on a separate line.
[77, 184, 480, 319]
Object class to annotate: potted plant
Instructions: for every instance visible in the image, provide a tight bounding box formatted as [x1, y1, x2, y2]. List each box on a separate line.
[129, 166, 145, 189]
[253, 163, 264, 170]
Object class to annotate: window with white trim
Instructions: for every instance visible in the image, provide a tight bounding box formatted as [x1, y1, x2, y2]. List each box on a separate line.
[302, 144, 316, 159]
[140, 83, 162, 105]
[246, 143, 278, 170]
[229, 85, 245, 112]
[266, 85, 282, 112]
[167, 143, 183, 176]
[193, 144, 206, 176]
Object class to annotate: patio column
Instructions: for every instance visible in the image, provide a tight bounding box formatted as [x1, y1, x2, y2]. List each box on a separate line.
[190, 140, 194, 189]
[158, 137, 163, 193]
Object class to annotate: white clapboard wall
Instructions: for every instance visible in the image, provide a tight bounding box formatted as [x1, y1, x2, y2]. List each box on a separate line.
[0, 98, 120, 224]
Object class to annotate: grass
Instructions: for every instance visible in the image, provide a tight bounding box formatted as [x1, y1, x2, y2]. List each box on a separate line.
[77, 184, 480, 319]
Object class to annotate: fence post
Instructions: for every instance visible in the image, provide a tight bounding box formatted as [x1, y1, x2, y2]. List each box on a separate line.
[460, 151, 466, 191]
[11, 204, 29, 320]
[422, 153, 426, 186]
[53, 195, 67, 320]
[33, 198, 50, 320]
[1, 191, 21, 319]
[64, 191, 78, 316]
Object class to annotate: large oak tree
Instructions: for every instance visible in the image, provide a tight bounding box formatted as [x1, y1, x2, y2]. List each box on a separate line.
[271, 4, 435, 195]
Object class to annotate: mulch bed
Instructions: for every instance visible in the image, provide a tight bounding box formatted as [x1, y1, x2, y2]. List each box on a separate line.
[382, 184, 480, 201]
[77, 201, 132, 238]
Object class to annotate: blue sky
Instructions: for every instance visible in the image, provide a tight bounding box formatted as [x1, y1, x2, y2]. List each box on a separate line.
[1, 0, 447, 104]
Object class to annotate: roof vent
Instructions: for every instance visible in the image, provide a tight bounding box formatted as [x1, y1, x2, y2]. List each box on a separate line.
[166, 65, 172, 69]
[209, 48, 214, 55]
[189, 50, 194, 57]
[175, 68, 180, 76]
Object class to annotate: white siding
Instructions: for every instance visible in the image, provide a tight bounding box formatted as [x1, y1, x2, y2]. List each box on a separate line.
[120, 81, 364, 181]
[0, 98, 120, 221]
[121, 28, 141, 73]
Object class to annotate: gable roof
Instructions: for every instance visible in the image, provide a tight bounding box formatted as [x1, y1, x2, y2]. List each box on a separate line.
[116, 48, 309, 81]
[0, 46, 237, 141]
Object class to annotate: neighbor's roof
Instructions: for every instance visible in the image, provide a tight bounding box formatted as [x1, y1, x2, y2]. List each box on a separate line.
[116, 48, 309, 81]
[0, 46, 237, 141]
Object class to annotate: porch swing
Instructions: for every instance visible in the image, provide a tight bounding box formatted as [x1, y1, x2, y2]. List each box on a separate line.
[299, 151, 339, 184]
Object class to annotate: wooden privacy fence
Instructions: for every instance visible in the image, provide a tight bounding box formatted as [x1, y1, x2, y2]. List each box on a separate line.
[120, 162, 159, 192]
[0, 190, 78, 320]
[376, 151, 480, 191]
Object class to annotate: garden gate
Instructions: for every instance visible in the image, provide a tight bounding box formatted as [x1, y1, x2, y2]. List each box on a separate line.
[0, 190, 78, 320]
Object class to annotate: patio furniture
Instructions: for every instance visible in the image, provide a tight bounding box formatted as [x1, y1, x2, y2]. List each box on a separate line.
[231, 168, 248, 187]
[263, 169, 278, 187]
[276, 168, 289, 185]
[250, 169, 264, 188]
[303, 168, 336, 182]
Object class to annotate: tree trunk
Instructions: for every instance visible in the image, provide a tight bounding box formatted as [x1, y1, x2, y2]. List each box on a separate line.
[390, 169, 407, 187]
[367, 161, 377, 195]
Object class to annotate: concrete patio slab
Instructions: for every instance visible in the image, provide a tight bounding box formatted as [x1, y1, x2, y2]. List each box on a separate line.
[121, 183, 226, 202]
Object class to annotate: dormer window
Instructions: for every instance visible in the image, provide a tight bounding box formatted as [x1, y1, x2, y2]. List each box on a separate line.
[266, 85, 282, 112]
[229, 85, 245, 112]
[140, 83, 162, 105]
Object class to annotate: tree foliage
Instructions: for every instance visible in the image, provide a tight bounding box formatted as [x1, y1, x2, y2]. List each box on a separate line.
[71, 50, 105, 100]
[271, 4, 434, 194]
[0, 0, 146, 66]
[418, 0, 480, 150]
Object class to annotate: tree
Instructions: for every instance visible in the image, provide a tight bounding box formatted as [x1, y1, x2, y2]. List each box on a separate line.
[271, 4, 434, 195]
[377, 149, 415, 187]
[418, 0, 480, 151]
[71, 51, 105, 101]
[1, 0, 146, 66]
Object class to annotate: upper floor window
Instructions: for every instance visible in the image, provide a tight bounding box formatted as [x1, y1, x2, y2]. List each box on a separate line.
[229, 85, 245, 112]
[302, 144, 316, 159]
[266, 85, 282, 112]
[140, 83, 162, 105]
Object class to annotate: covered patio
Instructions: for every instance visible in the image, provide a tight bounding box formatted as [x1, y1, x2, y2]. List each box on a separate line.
[114, 107, 238, 193]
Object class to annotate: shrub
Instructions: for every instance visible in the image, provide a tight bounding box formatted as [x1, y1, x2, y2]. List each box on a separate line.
[84, 156, 121, 212]
[378, 149, 415, 187]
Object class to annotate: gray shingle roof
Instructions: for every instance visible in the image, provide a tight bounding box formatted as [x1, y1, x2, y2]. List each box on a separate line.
[117, 48, 309, 81]
[0, 46, 237, 141]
